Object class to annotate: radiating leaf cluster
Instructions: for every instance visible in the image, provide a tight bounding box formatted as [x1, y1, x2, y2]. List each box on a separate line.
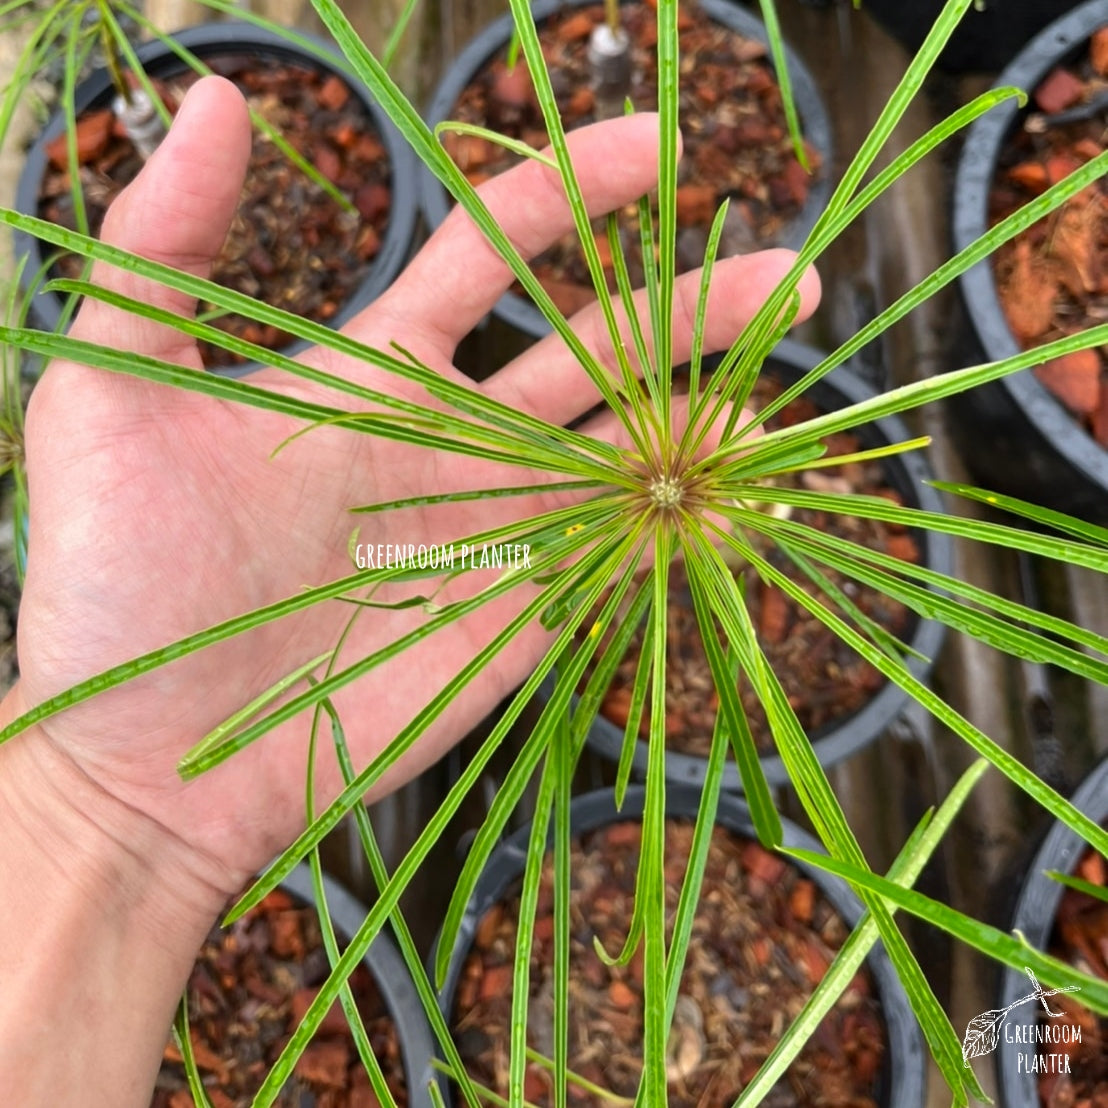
[1, 0, 1107, 1107]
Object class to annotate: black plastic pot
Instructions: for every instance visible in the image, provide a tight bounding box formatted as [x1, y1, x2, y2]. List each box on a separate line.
[279, 864, 439, 1108]
[13, 22, 417, 375]
[578, 337, 953, 791]
[420, 0, 833, 341]
[951, 1, 1108, 523]
[435, 784, 926, 1107]
[996, 757, 1108, 1108]
[859, 0, 1088, 74]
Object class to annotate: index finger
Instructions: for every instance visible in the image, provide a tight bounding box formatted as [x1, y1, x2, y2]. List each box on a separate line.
[346, 113, 668, 362]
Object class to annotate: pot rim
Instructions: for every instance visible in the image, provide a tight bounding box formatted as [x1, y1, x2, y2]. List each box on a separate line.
[572, 336, 953, 790]
[433, 783, 927, 1107]
[951, 0, 1108, 490]
[13, 20, 417, 376]
[995, 756, 1108, 1108]
[419, 0, 833, 340]
[279, 863, 440, 1108]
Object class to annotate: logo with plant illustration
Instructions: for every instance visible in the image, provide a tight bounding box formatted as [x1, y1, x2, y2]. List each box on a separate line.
[961, 968, 1081, 1068]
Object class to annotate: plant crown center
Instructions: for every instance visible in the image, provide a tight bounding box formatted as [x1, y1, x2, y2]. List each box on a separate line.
[648, 474, 684, 508]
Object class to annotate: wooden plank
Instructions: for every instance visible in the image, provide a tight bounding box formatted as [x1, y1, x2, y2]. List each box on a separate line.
[142, 0, 210, 32]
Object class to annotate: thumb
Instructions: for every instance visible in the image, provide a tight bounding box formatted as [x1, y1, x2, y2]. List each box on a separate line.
[69, 75, 252, 367]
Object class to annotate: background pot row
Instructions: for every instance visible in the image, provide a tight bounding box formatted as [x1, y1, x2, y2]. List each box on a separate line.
[18, 1, 1105, 517]
[253, 755, 1106, 1108]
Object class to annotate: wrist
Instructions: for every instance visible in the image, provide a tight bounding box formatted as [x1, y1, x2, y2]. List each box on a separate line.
[0, 687, 240, 1106]
[0, 683, 239, 928]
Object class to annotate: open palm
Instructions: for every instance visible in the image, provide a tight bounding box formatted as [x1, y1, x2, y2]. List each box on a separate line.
[13, 76, 818, 886]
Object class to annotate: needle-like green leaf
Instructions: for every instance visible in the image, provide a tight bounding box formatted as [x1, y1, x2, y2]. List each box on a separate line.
[788, 849, 1108, 1014]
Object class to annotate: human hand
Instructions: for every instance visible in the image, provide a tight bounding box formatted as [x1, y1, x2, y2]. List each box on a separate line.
[5, 75, 820, 892]
[0, 73, 819, 1105]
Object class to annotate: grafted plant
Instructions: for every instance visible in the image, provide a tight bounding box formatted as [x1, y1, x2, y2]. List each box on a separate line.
[1, 1, 1107, 1106]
